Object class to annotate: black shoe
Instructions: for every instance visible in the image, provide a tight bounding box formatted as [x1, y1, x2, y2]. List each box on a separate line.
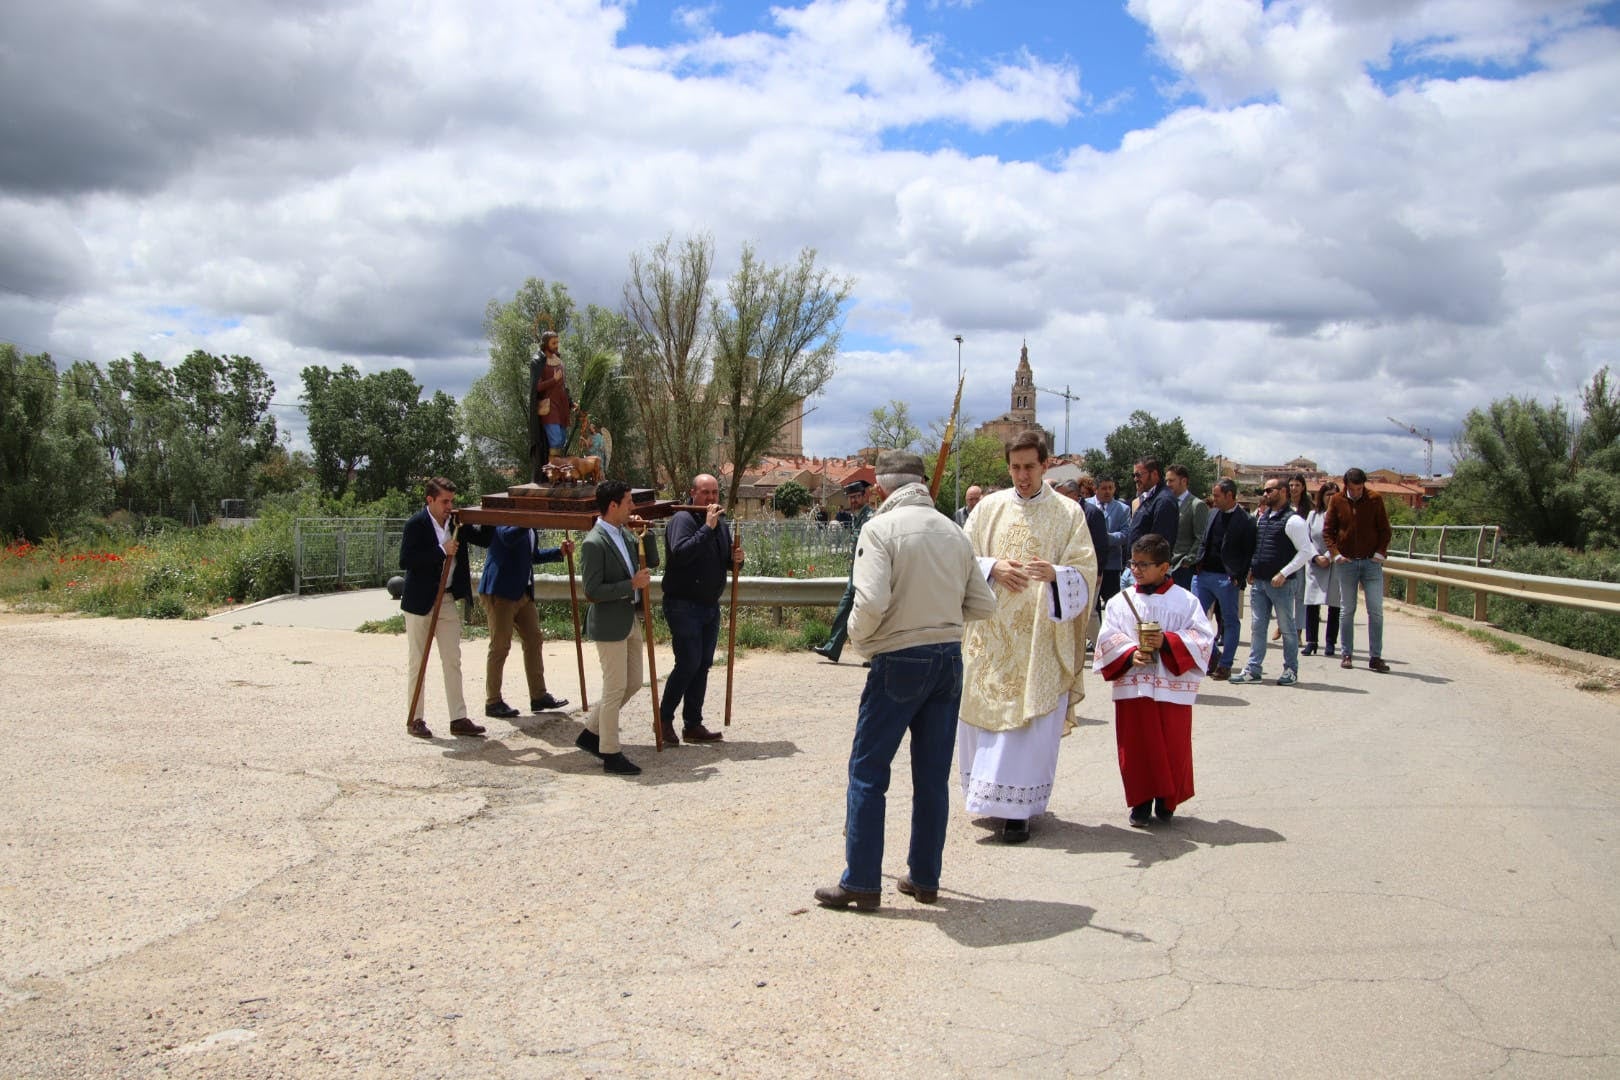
[1154, 798, 1175, 823]
[1301, 644, 1318, 656]
[531, 693, 569, 712]
[897, 876, 938, 904]
[813, 883, 880, 911]
[809, 645, 839, 663]
[1129, 801, 1153, 828]
[1001, 818, 1031, 844]
[406, 718, 433, 739]
[602, 752, 641, 776]
[574, 730, 603, 758]
[484, 701, 520, 719]
[1369, 657, 1391, 673]
[449, 717, 486, 737]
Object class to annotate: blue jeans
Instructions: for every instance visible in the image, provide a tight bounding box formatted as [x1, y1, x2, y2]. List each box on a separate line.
[1243, 576, 1300, 677]
[1193, 571, 1241, 669]
[1337, 559, 1385, 658]
[842, 642, 963, 893]
[661, 596, 720, 728]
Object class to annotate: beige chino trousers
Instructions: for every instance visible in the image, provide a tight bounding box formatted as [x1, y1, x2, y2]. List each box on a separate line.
[585, 622, 643, 754]
[481, 594, 548, 704]
[404, 604, 466, 722]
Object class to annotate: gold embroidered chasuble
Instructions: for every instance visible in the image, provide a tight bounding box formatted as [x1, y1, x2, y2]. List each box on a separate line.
[961, 484, 1097, 735]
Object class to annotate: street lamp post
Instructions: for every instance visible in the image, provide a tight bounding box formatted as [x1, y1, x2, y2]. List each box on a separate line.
[953, 334, 963, 514]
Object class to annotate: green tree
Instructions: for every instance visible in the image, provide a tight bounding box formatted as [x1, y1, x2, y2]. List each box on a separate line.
[300, 365, 463, 500]
[0, 346, 111, 538]
[772, 479, 813, 518]
[712, 245, 851, 508]
[621, 233, 718, 494]
[1082, 411, 1215, 494]
[866, 399, 922, 452]
[1438, 395, 1575, 546]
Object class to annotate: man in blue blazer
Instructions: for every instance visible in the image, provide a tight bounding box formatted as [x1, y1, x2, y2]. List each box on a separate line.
[401, 477, 491, 740]
[479, 526, 573, 719]
[575, 480, 661, 776]
[1128, 456, 1181, 553]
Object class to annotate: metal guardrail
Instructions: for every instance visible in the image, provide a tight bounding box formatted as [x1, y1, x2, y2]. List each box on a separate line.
[1383, 556, 1620, 620]
[531, 575, 846, 607]
[1389, 525, 1500, 566]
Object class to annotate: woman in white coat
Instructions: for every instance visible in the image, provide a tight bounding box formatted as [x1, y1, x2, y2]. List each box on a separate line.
[1302, 479, 1342, 656]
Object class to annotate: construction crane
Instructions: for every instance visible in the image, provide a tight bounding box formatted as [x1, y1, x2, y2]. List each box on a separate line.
[1387, 416, 1434, 476]
[1035, 383, 1081, 455]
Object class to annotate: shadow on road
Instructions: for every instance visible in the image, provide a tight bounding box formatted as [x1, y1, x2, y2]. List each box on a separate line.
[1194, 693, 1251, 707]
[849, 893, 1137, 947]
[1002, 815, 1287, 869]
[1290, 682, 1371, 694]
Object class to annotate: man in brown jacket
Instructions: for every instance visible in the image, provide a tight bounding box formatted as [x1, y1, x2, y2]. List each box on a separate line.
[1322, 467, 1393, 672]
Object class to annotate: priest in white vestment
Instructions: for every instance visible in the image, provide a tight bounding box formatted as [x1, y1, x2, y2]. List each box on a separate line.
[958, 431, 1097, 843]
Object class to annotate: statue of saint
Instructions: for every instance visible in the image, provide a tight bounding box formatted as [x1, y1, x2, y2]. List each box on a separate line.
[529, 331, 572, 483]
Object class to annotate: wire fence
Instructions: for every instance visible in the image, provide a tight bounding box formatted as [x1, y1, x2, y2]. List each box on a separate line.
[293, 517, 857, 594]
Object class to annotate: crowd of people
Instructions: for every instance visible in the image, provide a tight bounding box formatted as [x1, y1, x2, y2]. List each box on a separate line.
[395, 420, 1394, 913]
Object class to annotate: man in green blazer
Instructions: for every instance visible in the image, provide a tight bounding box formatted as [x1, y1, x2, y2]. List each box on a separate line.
[576, 480, 661, 775]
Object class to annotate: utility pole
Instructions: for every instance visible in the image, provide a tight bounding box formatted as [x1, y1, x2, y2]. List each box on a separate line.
[1035, 383, 1080, 456]
[954, 334, 963, 511]
[1387, 416, 1434, 476]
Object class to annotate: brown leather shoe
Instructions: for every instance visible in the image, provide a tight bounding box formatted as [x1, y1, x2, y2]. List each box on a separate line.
[406, 718, 433, 739]
[1368, 657, 1390, 673]
[897, 876, 938, 904]
[659, 722, 681, 746]
[1211, 666, 1231, 680]
[813, 883, 880, 911]
[1341, 655, 1353, 669]
[449, 717, 486, 737]
[683, 724, 724, 743]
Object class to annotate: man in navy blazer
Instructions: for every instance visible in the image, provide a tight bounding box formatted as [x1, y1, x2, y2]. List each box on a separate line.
[479, 526, 573, 720]
[401, 476, 491, 740]
[1128, 456, 1181, 553]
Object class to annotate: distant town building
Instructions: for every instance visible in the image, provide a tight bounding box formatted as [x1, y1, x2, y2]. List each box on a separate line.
[975, 341, 1054, 451]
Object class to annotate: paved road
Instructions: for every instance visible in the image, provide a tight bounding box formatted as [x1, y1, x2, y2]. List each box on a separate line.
[1, 604, 1616, 1077]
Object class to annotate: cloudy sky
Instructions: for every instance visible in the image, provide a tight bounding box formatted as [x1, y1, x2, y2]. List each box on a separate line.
[3, 0, 1618, 476]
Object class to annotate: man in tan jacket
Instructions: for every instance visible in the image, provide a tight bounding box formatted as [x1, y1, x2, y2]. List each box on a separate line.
[814, 450, 997, 912]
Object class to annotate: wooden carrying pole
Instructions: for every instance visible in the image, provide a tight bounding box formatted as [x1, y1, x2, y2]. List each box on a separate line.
[406, 514, 458, 729]
[724, 524, 741, 727]
[635, 526, 664, 751]
[564, 530, 588, 711]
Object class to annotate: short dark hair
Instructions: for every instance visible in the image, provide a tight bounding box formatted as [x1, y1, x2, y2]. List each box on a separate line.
[1166, 463, 1190, 481]
[1097, 475, 1118, 487]
[424, 476, 456, 499]
[1214, 478, 1237, 497]
[1344, 467, 1368, 485]
[1317, 480, 1340, 505]
[1005, 430, 1049, 463]
[595, 479, 632, 514]
[1132, 535, 1172, 565]
[1135, 456, 1162, 479]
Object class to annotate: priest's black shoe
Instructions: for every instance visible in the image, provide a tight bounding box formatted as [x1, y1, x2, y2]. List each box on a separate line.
[1129, 801, 1153, 828]
[1154, 798, 1175, 823]
[575, 730, 603, 758]
[813, 883, 880, 911]
[448, 717, 486, 737]
[484, 701, 520, 719]
[602, 751, 641, 776]
[531, 692, 569, 712]
[1001, 818, 1030, 844]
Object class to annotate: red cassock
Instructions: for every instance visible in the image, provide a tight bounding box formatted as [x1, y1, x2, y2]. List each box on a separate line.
[1094, 582, 1213, 811]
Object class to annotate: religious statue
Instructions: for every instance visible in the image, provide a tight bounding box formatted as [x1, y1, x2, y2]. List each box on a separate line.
[529, 330, 573, 484]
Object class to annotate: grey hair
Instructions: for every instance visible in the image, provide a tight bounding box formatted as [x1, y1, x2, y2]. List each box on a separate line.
[877, 473, 926, 494]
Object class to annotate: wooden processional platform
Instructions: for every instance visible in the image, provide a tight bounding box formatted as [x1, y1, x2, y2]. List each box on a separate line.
[456, 483, 678, 530]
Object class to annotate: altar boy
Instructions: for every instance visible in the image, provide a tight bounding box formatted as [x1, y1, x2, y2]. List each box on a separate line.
[1094, 535, 1214, 827]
